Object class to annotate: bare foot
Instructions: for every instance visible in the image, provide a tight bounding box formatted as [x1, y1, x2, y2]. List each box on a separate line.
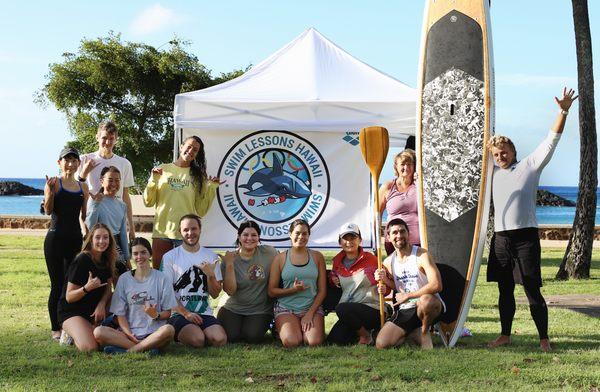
[51, 331, 61, 342]
[488, 335, 511, 348]
[358, 335, 372, 345]
[420, 332, 433, 350]
[540, 338, 552, 352]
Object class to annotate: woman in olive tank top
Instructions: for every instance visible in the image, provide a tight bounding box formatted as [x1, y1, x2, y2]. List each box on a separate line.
[268, 219, 326, 348]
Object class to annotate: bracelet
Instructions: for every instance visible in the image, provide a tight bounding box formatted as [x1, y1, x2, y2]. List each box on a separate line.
[154, 312, 161, 321]
[78, 175, 87, 182]
[82, 286, 89, 294]
[560, 109, 569, 115]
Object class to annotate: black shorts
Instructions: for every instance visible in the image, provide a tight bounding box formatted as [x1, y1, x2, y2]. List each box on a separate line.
[487, 227, 542, 287]
[387, 306, 442, 334]
[168, 314, 221, 341]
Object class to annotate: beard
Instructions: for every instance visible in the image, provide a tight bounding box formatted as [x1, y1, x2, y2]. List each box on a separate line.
[183, 235, 199, 247]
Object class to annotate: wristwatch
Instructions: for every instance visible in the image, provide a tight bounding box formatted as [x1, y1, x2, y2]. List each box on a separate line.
[560, 109, 569, 115]
[154, 313, 161, 321]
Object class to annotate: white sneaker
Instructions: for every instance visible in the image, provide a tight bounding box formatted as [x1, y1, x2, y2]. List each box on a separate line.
[59, 330, 73, 346]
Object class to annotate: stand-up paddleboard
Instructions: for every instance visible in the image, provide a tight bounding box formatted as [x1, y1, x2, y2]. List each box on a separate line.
[416, 0, 494, 347]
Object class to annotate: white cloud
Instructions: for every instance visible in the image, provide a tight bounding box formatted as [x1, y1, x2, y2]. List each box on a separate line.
[496, 73, 576, 87]
[130, 4, 182, 36]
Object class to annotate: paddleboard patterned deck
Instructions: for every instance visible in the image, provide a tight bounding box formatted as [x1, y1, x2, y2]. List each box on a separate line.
[422, 67, 484, 222]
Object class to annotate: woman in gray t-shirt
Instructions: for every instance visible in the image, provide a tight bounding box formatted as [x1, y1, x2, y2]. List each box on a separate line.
[217, 221, 278, 343]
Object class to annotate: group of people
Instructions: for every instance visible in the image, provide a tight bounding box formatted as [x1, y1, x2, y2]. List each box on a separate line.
[42, 88, 577, 353]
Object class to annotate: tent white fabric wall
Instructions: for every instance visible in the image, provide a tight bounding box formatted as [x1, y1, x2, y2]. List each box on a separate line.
[171, 28, 417, 249]
[173, 27, 416, 151]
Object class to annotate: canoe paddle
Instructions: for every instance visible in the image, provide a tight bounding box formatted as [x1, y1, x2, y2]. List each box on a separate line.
[359, 126, 389, 327]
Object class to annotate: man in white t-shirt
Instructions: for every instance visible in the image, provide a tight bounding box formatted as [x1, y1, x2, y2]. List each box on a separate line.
[161, 214, 227, 348]
[486, 88, 577, 352]
[78, 121, 135, 241]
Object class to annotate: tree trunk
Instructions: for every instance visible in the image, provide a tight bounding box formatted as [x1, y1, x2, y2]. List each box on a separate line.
[557, 0, 596, 280]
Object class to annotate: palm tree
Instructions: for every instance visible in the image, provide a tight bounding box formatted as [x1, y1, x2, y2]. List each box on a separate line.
[557, 0, 596, 279]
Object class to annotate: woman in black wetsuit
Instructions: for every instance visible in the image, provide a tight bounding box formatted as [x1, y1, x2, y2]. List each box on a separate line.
[43, 147, 89, 341]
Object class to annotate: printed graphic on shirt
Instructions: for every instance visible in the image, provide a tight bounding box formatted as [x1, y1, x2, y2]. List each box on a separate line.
[247, 264, 265, 281]
[173, 265, 209, 314]
[168, 177, 191, 191]
[131, 291, 156, 305]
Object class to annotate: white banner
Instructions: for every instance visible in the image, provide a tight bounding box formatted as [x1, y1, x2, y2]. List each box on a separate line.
[197, 130, 374, 249]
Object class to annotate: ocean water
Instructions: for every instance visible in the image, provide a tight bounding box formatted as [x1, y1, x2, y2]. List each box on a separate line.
[0, 178, 597, 225]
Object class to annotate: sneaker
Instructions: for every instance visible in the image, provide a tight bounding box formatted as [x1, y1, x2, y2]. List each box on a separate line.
[59, 330, 73, 346]
[103, 345, 127, 355]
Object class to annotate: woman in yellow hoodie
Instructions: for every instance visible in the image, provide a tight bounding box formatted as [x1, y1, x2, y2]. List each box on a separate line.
[144, 136, 222, 268]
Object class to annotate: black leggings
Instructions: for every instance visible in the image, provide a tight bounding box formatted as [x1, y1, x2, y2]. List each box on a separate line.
[498, 279, 548, 340]
[217, 307, 272, 344]
[44, 231, 82, 331]
[327, 302, 380, 345]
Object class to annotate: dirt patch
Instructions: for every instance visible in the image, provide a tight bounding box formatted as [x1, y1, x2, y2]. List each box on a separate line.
[518, 294, 600, 318]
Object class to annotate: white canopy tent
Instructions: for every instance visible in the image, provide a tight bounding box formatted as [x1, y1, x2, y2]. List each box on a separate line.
[173, 27, 417, 151]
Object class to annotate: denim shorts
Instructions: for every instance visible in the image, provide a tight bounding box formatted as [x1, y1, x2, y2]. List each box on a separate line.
[168, 313, 221, 341]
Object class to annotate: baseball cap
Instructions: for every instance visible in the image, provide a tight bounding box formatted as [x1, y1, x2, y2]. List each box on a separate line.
[59, 147, 80, 160]
[339, 222, 361, 238]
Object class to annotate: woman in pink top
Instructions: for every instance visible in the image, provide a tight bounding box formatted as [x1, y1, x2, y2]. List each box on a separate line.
[378, 149, 420, 255]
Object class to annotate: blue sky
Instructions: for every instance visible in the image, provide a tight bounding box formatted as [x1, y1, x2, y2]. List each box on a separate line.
[0, 1, 597, 185]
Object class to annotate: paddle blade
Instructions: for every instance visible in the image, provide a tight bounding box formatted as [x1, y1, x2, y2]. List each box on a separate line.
[359, 126, 389, 175]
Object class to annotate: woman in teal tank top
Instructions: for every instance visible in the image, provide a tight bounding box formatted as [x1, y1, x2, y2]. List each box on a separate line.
[268, 219, 326, 348]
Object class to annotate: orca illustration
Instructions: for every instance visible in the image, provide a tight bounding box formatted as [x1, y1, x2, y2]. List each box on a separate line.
[239, 155, 311, 199]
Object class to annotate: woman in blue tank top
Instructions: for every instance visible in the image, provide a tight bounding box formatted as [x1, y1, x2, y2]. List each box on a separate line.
[268, 219, 326, 348]
[43, 147, 89, 341]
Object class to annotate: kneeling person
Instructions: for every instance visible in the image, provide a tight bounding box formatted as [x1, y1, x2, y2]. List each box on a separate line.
[375, 218, 445, 349]
[161, 214, 227, 348]
[94, 237, 177, 354]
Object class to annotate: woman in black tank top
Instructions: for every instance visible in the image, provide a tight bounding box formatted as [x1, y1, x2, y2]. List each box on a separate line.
[43, 147, 89, 341]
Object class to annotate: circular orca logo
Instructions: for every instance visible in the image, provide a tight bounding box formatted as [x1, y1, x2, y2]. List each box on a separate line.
[217, 131, 330, 242]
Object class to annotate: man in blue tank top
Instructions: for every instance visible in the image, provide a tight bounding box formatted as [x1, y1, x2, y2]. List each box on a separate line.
[374, 218, 445, 349]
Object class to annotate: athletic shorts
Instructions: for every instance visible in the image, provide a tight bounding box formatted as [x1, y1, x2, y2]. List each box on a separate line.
[387, 306, 442, 334]
[487, 227, 542, 287]
[168, 313, 220, 341]
[273, 303, 324, 319]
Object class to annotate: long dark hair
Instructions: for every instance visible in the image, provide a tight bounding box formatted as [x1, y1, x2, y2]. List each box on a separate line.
[182, 136, 207, 195]
[235, 220, 261, 246]
[81, 223, 117, 279]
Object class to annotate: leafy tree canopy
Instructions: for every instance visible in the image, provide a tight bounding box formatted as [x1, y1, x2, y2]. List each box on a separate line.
[37, 32, 246, 190]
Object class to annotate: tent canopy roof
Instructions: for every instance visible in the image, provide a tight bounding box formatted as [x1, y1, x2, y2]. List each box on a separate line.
[174, 28, 416, 143]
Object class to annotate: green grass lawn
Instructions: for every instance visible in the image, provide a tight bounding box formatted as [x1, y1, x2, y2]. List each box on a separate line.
[0, 235, 598, 391]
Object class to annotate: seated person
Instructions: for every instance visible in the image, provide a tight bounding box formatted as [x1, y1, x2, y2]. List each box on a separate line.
[268, 219, 327, 348]
[94, 237, 177, 354]
[57, 223, 114, 352]
[327, 223, 386, 345]
[218, 220, 278, 343]
[374, 218, 445, 349]
[161, 214, 227, 348]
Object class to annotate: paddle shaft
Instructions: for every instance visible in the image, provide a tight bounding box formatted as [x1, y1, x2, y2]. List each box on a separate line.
[359, 126, 389, 329]
[371, 171, 385, 328]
